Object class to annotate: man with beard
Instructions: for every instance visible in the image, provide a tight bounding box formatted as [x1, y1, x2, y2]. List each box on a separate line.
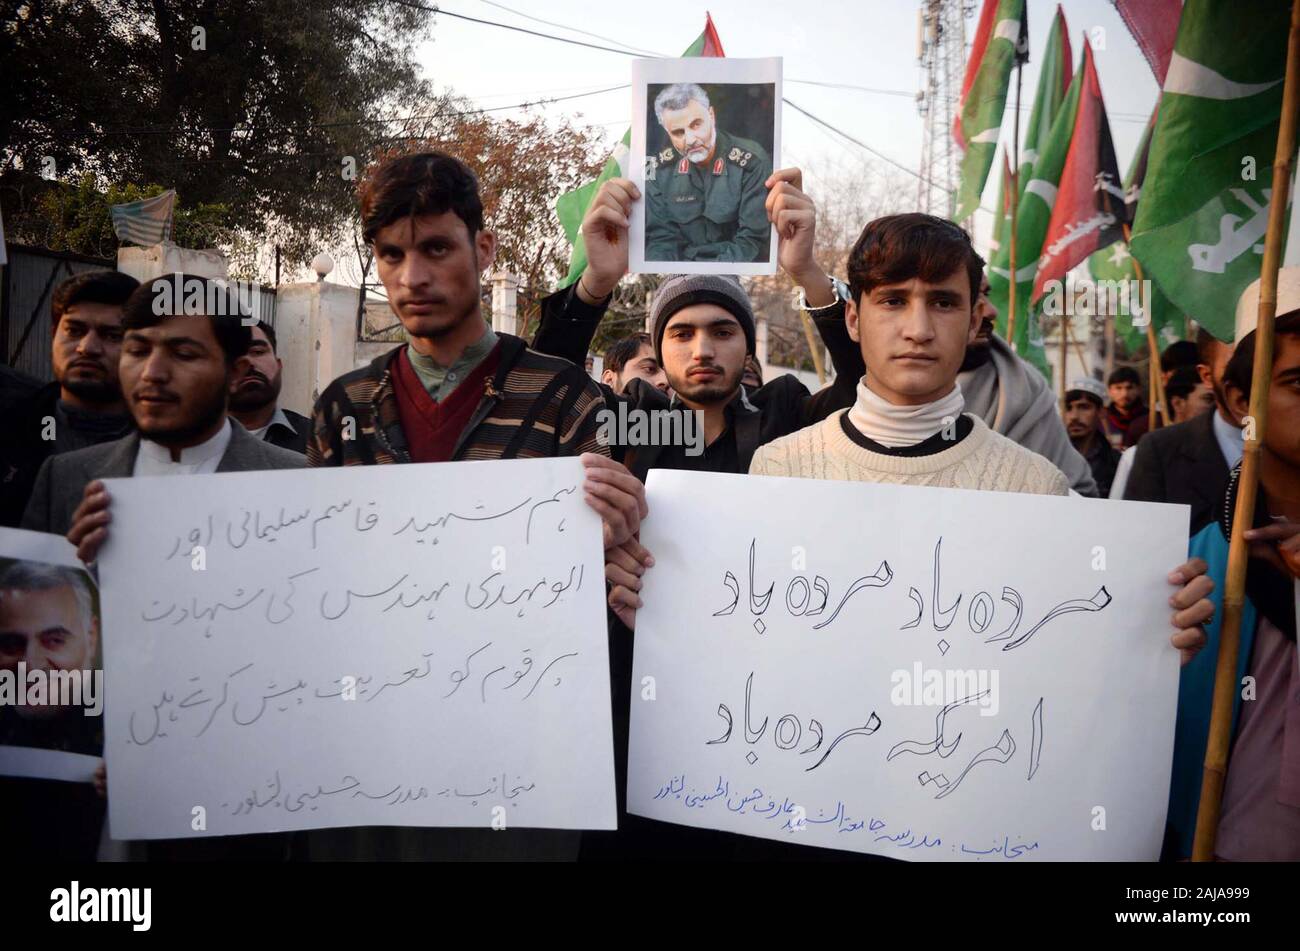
[0, 270, 139, 527]
[1062, 378, 1120, 497]
[534, 167, 860, 481]
[804, 270, 1097, 495]
[227, 321, 311, 453]
[21, 275, 305, 543]
[644, 83, 773, 264]
[1166, 300, 1300, 861]
[0, 560, 104, 861]
[20, 274, 304, 861]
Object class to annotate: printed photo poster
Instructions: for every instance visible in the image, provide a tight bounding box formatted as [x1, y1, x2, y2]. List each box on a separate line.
[630, 56, 782, 275]
[627, 470, 1190, 861]
[0, 527, 103, 784]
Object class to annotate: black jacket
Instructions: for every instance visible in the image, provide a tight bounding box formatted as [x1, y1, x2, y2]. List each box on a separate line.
[263, 407, 313, 454]
[531, 285, 860, 480]
[0, 383, 134, 528]
[1123, 409, 1232, 536]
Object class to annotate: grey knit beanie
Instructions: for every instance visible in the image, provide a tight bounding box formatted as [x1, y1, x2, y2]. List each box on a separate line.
[648, 274, 756, 362]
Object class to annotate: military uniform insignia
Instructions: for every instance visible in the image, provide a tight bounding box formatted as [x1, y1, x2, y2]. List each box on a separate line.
[677, 158, 689, 174]
[727, 146, 754, 168]
[713, 158, 724, 175]
[659, 147, 674, 163]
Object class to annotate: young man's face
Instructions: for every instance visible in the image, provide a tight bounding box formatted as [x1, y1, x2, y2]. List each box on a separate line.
[1170, 382, 1215, 424]
[1109, 380, 1141, 411]
[373, 212, 496, 341]
[119, 314, 231, 446]
[1263, 334, 1300, 472]
[51, 301, 126, 406]
[0, 583, 98, 719]
[847, 269, 978, 406]
[659, 304, 747, 407]
[1063, 397, 1101, 440]
[659, 100, 717, 164]
[603, 342, 669, 395]
[228, 324, 282, 412]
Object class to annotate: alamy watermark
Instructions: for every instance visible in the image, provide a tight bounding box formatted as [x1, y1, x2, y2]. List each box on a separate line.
[0, 662, 103, 716]
[596, 403, 705, 456]
[149, 272, 261, 326]
[1039, 273, 1153, 325]
[889, 663, 1000, 717]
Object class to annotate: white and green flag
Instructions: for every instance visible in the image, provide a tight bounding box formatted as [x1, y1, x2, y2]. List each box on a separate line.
[110, 189, 176, 246]
[952, 0, 1028, 222]
[1129, 0, 1293, 342]
[987, 6, 1071, 374]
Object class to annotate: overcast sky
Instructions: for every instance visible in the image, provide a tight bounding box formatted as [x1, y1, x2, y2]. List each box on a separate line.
[412, 0, 1163, 255]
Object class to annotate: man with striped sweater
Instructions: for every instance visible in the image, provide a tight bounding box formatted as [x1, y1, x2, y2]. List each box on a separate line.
[302, 151, 645, 860]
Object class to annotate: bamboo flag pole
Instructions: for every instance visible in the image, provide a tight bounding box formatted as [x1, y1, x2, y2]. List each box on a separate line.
[1059, 313, 1068, 409]
[1121, 224, 1168, 431]
[1062, 308, 1087, 372]
[1006, 61, 1024, 352]
[797, 308, 827, 385]
[1192, 0, 1300, 862]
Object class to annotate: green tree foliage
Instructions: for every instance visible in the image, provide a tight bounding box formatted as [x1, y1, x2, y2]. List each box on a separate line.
[2, 0, 434, 269]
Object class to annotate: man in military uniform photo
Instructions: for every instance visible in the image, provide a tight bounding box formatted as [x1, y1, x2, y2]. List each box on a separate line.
[644, 82, 773, 264]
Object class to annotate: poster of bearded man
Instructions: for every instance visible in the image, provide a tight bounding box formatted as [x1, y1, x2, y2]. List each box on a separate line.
[630, 56, 781, 275]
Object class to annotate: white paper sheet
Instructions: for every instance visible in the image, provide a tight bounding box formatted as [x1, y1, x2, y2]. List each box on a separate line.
[97, 458, 615, 838]
[628, 470, 1190, 861]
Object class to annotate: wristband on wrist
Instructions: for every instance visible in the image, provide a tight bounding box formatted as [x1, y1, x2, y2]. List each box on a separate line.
[577, 274, 610, 304]
[795, 273, 844, 313]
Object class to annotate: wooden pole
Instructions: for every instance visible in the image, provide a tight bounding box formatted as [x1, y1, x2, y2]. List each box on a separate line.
[1063, 309, 1087, 372]
[798, 308, 827, 385]
[1191, 0, 1300, 861]
[1145, 319, 1167, 430]
[1121, 224, 1169, 431]
[1006, 61, 1024, 352]
[1059, 313, 1068, 409]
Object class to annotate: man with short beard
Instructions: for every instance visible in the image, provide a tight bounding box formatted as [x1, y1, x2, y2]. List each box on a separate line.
[227, 320, 312, 453]
[0, 561, 104, 861]
[1062, 378, 1120, 497]
[0, 270, 139, 527]
[644, 82, 772, 264]
[21, 275, 305, 544]
[532, 167, 860, 480]
[1166, 300, 1300, 861]
[19, 274, 304, 861]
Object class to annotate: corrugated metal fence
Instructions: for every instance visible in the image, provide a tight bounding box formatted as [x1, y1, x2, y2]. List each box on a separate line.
[2, 244, 278, 382]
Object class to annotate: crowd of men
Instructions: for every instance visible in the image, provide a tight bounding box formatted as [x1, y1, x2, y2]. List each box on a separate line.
[1, 149, 1295, 862]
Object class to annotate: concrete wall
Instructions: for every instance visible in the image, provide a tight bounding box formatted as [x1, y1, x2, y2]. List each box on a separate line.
[273, 282, 361, 417]
[116, 242, 228, 283]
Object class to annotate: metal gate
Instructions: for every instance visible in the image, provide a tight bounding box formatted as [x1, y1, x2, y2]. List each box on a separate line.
[2, 244, 116, 382]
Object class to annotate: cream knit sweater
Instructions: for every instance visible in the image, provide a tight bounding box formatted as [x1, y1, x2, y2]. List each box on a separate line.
[750, 410, 1070, 496]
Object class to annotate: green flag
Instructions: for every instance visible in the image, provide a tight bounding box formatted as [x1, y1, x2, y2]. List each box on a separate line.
[953, 0, 1028, 222]
[1129, 0, 1293, 342]
[987, 11, 1076, 377]
[555, 17, 725, 289]
[1088, 107, 1181, 353]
